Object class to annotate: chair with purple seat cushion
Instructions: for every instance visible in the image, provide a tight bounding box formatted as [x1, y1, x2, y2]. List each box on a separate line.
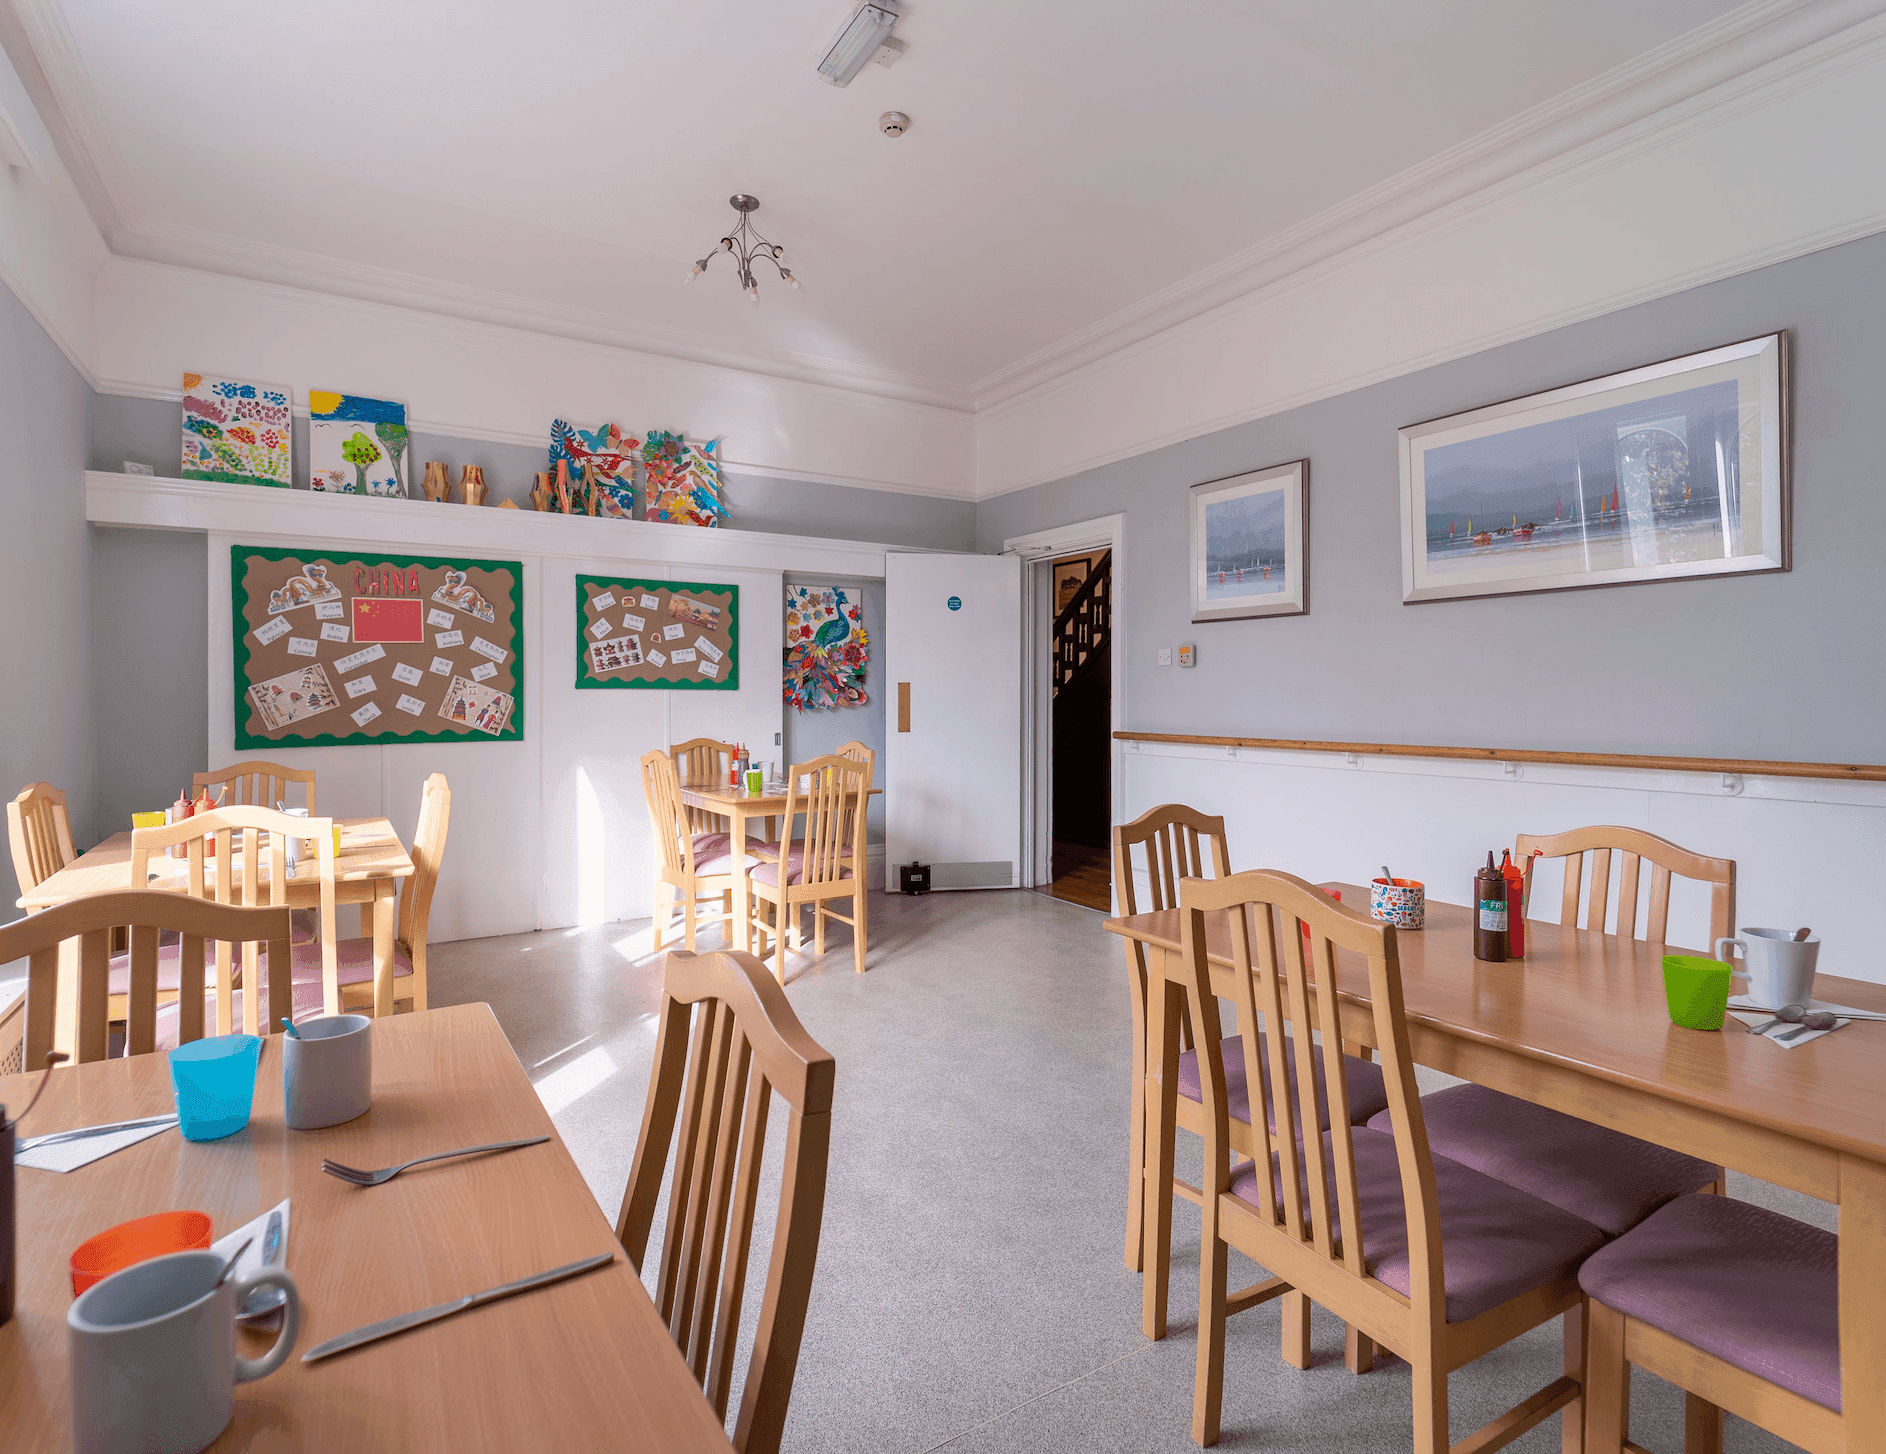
[1182, 869, 1601, 1452]
[645, 750, 751, 952]
[1370, 1083, 1719, 1237]
[746, 754, 870, 983]
[1581, 1192, 1843, 1454]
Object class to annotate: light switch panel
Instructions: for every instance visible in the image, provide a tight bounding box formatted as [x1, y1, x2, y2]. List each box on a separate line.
[1177, 644, 1196, 667]
[1157, 647, 1173, 667]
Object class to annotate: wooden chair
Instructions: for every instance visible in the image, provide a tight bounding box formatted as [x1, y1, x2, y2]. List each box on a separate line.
[7, 781, 76, 897]
[645, 751, 743, 951]
[1518, 825, 1735, 946]
[1115, 805, 1390, 1368]
[3, 890, 288, 1064]
[131, 806, 337, 1038]
[1183, 870, 1604, 1452]
[1581, 1193, 1842, 1454]
[671, 737, 738, 837]
[617, 949, 834, 1454]
[747, 755, 870, 983]
[193, 761, 317, 814]
[834, 741, 873, 765]
[286, 772, 448, 1016]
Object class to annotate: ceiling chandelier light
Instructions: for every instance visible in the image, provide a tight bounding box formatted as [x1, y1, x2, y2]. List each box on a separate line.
[685, 195, 798, 304]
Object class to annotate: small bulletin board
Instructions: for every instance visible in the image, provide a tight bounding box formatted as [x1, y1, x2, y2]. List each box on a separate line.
[231, 545, 525, 748]
[575, 574, 738, 690]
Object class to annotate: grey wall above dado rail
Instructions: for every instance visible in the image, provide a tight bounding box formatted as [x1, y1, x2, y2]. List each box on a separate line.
[88, 393, 977, 552]
[978, 228, 1886, 766]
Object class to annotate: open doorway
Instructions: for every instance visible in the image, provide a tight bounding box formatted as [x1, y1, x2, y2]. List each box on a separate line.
[1036, 550, 1111, 910]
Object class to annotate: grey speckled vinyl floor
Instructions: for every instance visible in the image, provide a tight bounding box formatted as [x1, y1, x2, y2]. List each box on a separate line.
[428, 890, 1829, 1453]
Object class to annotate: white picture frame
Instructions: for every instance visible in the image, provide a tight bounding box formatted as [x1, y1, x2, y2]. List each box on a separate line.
[1189, 459, 1308, 623]
[1399, 333, 1788, 604]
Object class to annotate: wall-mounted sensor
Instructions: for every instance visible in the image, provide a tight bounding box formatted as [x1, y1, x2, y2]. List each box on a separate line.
[879, 111, 910, 137]
[1177, 644, 1196, 667]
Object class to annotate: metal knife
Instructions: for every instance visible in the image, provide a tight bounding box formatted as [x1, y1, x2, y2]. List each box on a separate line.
[301, 1252, 616, 1363]
[16, 1115, 179, 1154]
[239, 1208, 287, 1322]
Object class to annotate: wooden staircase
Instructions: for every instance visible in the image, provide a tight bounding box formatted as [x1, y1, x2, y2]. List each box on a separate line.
[1053, 552, 1111, 697]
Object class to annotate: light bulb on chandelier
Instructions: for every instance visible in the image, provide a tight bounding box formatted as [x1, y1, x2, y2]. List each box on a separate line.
[685, 195, 800, 305]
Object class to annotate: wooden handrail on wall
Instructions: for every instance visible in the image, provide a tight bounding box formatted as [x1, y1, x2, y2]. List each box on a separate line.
[1112, 732, 1886, 784]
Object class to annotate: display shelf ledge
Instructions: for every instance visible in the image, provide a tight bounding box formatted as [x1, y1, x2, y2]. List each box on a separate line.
[85, 471, 915, 576]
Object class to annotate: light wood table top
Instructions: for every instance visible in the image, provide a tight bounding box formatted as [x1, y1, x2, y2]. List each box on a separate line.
[1106, 885, 1886, 1180]
[678, 783, 881, 815]
[17, 818, 415, 911]
[0, 1003, 733, 1452]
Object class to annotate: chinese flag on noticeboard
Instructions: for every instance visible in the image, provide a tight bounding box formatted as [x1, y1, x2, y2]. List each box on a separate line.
[351, 598, 425, 643]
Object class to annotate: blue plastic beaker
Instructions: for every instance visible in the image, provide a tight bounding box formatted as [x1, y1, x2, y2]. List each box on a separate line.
[168, 1034, 262, 1141]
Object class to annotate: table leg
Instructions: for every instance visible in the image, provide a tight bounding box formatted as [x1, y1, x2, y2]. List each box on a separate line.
[1841, 1153, 1886, 1446]
[373, 881, 397, 1017]
[53, 937, 79, 1060]
[1126, 946, 1148, 1272]
[1143, 961, 1181, 1341]
[732, 805, 752, 955]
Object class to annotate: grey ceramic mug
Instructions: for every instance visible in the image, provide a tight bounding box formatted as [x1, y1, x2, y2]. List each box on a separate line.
[283, 1013, 372, 1130]
[69, 1248, 298, 1454]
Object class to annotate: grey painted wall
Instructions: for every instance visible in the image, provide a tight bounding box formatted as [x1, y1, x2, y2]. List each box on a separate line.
[89, 393, 975, 549]
[0, 282, 94, 914]
[977, 230, 1886, 763]
[780, 575, 886, 843]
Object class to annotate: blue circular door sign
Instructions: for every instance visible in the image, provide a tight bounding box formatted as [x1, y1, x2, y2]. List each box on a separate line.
[947, 596, 961, 611]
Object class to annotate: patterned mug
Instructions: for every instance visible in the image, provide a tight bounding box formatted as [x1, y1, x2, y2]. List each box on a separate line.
[1370, 877, 1426, 929]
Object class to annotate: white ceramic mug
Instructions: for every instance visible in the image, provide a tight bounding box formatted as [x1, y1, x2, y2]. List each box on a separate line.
[1714, 927, 1819, 1009]
[283, 1013, 372, 1130]
[279, 806, 311, 869]
[69, 1248, 299, 1454]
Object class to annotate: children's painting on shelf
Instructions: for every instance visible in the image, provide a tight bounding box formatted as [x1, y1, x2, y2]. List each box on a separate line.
[784, 584, 868, 711]
[549, 419, 640, 518]
[310, 392, 410, 496]
[643, 431, 725, 527]
[182, 374, 292, 488]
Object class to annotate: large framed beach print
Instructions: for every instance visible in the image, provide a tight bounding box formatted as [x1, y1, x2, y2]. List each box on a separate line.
[1399, 333, 1787, 604]
[1189, 459, 1308, 622]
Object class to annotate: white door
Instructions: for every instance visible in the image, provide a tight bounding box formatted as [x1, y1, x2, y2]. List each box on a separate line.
[883, 553, 1023, 891]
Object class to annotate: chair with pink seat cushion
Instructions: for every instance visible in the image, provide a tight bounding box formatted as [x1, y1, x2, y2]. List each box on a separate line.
[645, 751, 748, 952]
[746, 754, 870, 984]
[1182, 869, 1596, 1453]
[1580, 1193, 1843, 1454]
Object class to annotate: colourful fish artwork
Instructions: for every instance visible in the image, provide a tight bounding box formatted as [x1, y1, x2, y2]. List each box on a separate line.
[549, 419, 640, 518]
[310, 392, 409, 496]
[642, 431, 725, 528]
[783, 584, 868, 711]
[181, 374, 292, 487]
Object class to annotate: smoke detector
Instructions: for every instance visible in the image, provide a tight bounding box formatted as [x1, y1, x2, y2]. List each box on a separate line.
[879, 111, 910, 137]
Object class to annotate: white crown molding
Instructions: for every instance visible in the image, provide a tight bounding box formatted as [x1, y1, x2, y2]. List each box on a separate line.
[968, 0, 1886, 413]
[7, 0, 139, 236]
[969, 3, 1886, 499]
[111, 219, 973, 414]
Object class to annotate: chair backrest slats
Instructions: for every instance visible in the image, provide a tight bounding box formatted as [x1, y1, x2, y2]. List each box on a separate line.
[1181, 871, 1445, 1336]
[194, 760, 316, 816]
[1520, 825, 1735, 945]
[778, 756, 870, 886]
[399, 773, 451, 950]
[3, 891, 289, 1065]
[618, 949, 835, 1454]
[643, 750, 695, 877]
[8, 782, 77, 894]
[671, 738, 738, 838]
[1112, 803, 1229, 917]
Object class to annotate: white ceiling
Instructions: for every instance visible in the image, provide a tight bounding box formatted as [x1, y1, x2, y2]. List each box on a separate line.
[16, 0, 1750, 397]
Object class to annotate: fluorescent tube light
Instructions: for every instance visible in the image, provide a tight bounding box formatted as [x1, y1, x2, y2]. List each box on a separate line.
[818, 2, 900, 88]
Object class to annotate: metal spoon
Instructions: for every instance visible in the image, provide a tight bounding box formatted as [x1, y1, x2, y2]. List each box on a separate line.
[1794, 927, 1813, 942]
[1745, 1004, 1806, 1036]
[1776, 1012, 1839, 1043]
[213, 1237, 253, 1290]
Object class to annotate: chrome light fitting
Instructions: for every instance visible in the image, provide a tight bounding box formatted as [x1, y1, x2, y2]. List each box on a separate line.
[685, 195, 798, 304]
[818, 1, 904, 86]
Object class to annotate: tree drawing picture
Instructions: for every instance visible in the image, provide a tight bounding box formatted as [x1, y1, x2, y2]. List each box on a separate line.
[310, 392, 410, 496]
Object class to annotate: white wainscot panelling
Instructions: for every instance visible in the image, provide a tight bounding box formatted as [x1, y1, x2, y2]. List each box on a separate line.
[1120, 741, 1886, 984]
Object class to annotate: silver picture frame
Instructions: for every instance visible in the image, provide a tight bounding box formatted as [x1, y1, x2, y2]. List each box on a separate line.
[1189, 459, 1308, 623]
[1398, 333, 1788, 604]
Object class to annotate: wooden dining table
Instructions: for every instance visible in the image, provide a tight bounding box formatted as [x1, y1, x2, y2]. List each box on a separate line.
[0, 1002, 734, 1451]
[1106, 884, 1886, 1446]
[678, 782, 882, 950]
[17, 818, 416, 1041]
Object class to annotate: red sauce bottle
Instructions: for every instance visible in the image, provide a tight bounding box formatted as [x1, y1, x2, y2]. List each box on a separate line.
[1500, 850, 1526, 959]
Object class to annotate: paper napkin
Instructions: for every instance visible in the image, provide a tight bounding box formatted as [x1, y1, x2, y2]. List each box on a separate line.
[1727, 1010, 1850, 1049]
[14, 1116, 178, 1173]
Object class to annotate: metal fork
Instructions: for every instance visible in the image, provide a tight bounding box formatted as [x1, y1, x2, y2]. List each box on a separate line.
[321, 1135, 549, 1187]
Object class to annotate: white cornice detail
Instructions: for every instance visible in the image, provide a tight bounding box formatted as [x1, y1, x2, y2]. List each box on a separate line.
[8, 0, 138, 236]
[968, 0, 1886, 412]
[112, 220, 973, 413]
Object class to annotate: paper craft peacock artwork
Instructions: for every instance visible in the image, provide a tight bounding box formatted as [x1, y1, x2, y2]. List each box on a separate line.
[642, 431, 725, 527]
[784, 585, 868, 711]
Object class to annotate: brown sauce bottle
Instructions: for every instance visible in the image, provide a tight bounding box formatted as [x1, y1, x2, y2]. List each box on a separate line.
[1474, 851, 1508, 962]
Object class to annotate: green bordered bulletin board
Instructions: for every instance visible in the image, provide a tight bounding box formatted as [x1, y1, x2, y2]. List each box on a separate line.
[232, 545, 525, 748]
[575, 575, 738, 689]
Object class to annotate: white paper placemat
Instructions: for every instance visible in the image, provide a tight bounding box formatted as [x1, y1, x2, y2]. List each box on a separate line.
[1727, 993, 1886, 1022]
[1728, 1009, 1850, 1048]
[14, 1115, 178, 1172]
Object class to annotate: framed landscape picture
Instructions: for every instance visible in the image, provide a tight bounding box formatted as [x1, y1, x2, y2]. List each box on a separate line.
[1189, 459, 1308, 622]
[1399, 333, 1788, 604]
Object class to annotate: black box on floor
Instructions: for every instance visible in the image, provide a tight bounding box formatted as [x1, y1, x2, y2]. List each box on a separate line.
[899, 861, 931, 895]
